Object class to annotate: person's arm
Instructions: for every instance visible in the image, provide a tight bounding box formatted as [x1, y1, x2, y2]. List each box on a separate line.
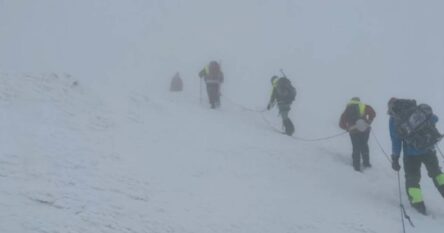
[267, 88, 277, 110]
[198, 68, 206, 78]
[389, 117, 402, 157]
[389, 117, 403, 171]
[366, 105, 376, 124]
[339, 111, 348, 130]
[431, 114, 439, 124]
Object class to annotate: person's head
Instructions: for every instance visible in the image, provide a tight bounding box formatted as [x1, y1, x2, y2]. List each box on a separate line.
[208, 61, 220, 73]
[270, 75, 279, 85]
[351, 97, 360, 102]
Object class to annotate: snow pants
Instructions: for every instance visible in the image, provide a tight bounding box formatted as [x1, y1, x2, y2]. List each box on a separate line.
[206, 83, 221, 108]
[403, 151, 444, 205]
[278, 103, 294, 136]
[349, 130, 370, 170]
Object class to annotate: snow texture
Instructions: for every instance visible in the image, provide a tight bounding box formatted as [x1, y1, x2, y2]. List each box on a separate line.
[0, 0, 444, 233]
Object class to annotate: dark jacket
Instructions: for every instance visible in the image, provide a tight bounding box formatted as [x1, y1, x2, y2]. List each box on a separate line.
[170, 73, 183, 91]
[268, 77, 295, 107]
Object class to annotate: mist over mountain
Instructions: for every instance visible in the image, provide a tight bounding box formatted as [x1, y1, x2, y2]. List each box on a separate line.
[0, 1, 443, 232]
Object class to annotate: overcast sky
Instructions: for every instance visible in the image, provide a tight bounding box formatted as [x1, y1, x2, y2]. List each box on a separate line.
[0, 0, 443, 105]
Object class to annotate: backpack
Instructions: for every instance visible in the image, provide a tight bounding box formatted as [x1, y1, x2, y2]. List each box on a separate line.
[206, 61, 223, 82]
[208, 61, 220, 74]
[276, 77, 296, 102]
[391, 100, 443, 150]
[344, 104, 362, 125]
[389, 99, 417, 121]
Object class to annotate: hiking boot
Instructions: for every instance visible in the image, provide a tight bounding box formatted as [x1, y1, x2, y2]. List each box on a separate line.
[352, 159, 361, 172]
[412, 202, 427, 215]
[283, 118, 294, 136]
[363, 162, 372, 168]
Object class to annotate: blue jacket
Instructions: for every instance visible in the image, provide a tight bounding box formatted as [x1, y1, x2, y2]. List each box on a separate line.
[389, 115, 439, 158]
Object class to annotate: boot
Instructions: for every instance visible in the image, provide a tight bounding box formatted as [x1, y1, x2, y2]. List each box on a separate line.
[283, 118, 294, 136]
[352, 153, 361, 172]
[362, 154, 371, 168]
[412, 202, 427, 215]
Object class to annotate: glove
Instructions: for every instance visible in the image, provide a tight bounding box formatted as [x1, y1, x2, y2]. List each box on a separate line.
[391, 155, 401, 171]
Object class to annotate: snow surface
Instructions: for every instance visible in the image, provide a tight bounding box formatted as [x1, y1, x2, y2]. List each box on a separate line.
[1, 0, 444, 232]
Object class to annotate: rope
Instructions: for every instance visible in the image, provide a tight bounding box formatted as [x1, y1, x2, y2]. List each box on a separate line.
[222, 96, 266, 113]
[259, 110, 347, 142]
[225, 94, 415, 231]
[370, 131, 392, 163]
[371, 131, 414, 231]
[398, 172, 415, 230]
[292, 131, 347, 142]
[223, 95, 347, 142]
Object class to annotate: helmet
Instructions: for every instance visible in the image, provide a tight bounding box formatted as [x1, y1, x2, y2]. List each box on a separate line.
[351, 97, 360, 102]
[270, 75, 279, 84]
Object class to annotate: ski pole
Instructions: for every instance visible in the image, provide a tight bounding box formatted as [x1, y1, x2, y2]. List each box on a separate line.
[199, 77, 203, 105]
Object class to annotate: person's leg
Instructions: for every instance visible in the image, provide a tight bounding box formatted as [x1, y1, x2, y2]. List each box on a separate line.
[350, 133, 361, 171]
[361, 130, 371, 167]
[404, 156, 426, 214]
[422, 150, 444, 198]
[206, 84, 217, 108]
[283, 118, 294, 136]
[279, 105, 293, 136]
[215, 84, 221, 107]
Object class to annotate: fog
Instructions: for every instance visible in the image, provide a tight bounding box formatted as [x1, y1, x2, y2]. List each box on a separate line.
[0, 1, 444, 232]
[3, 0, 443, 135]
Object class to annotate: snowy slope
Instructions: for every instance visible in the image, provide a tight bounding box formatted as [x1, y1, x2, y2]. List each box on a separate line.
[1, 0, 444, 232]
[0, 73, 443, 233]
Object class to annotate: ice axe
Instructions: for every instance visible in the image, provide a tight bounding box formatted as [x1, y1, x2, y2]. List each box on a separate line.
[280, 69, 287, 78]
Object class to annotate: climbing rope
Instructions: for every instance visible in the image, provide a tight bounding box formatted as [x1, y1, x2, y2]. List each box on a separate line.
[222, 96, 266, 113]
[371, 131, 392, 163]
[224, 94, 416, 232]
[397, 172, 415, 232]
[223, 95, 347, 142]
[259, 111, 347, 142]
[371, 131, 415, 231]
